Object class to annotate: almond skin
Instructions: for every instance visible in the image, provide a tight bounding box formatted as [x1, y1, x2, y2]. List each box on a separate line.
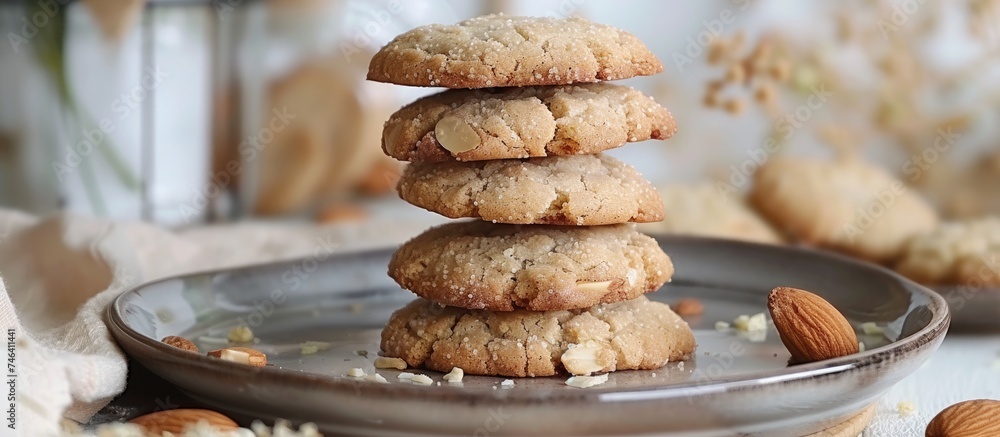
[161, 336, 198, 353]
[767, 286, 858, 363]
[672, 298, 704, 317]
[926, 399, 1000, 437]
[130, 409, 237, 435]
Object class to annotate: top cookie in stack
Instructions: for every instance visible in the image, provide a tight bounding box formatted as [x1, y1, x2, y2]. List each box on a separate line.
[369, 14, 694, 378]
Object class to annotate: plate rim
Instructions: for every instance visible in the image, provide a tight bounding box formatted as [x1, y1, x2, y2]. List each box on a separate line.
[106, 235, 951, 403]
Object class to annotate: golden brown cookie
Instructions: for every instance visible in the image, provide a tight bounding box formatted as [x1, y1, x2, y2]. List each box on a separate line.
[381, 83, 676, 162]
[388, 222, 673, 311]
[639, 184, 783, 244]
[749, 157, 938, 263]
[380, 296, 695, 377]
[368, 14, 663, 88]
[397, 154, 663, 226]
[895, 218, 1000, 285]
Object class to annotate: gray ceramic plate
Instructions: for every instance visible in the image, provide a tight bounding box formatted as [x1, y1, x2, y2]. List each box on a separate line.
[107, 236, 949, 437]
[930, 285, 1000, 330]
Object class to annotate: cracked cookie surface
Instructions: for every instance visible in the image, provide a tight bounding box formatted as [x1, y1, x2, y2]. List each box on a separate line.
[368, 14, 663, 88]
[382, 83, 675, 162]
[398, 154, 663, 225]
[380, 296, 695, 377]
[388, 221, 673, 311]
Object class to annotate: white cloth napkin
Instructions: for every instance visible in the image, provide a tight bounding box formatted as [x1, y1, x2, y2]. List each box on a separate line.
[0, 208, 434, 436]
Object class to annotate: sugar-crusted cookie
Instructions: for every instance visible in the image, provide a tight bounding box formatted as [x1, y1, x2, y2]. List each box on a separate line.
[368, 14, 663, 88]
[895, 218, 1000, 285]
[380, 296, 695, 377]
[749, 157, 938, 263]
[381, 83, 676, 163]
[398, 154, 664, 226]
[388, 222, 673, 311]
[639, 184, 783, 244]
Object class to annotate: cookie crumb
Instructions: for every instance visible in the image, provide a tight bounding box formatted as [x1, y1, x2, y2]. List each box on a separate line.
[410, 374, 433, 385]
[443, 367, 465, 383]
[366, 373, 388, 384]
[860, 322, 884, 336]
[346, 368, 366, 378]
[734, 313, 767, 332]
[300, 341, 331, 355]
[500, 379, 515, 387]
[565, 374, 609, 388]
[897, 401, 916, 416]
[227, 326, 254, 343]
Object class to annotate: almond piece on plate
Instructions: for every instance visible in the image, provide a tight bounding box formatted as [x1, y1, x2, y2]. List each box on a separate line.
[926, 399, 1000, 437]
[767, 286, 858, 363]
[130, 409, 237, 435]
[207, 346, 267, 367]
[672, 298, 704, 317]
[161, 336, 198, 353]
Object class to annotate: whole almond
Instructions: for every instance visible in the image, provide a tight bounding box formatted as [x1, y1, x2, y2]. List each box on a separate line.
[161, 336, 198, 353]
[207, 347, 267, 367]
[767, 286, 858, 363]
[926, 399, 1000, 437]
[672, 298, 704, 317]
[130, 409, 237, 435]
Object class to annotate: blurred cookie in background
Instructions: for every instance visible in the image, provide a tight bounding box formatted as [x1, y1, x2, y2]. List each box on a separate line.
[638, 184, 783, 245]
[920, 150, 1000, 220]
[749, 156, 938, 263]
[252, 60, 396, 215]
[895, 217, 1000, 286]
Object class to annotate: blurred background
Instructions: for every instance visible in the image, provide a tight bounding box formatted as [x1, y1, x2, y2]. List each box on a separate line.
[0, 0, 997, 231]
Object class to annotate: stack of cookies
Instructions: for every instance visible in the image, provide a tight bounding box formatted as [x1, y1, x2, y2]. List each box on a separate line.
[368, 14, 695, 378]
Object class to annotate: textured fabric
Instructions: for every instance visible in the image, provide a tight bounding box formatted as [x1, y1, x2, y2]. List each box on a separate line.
[0, 208, 441, 436]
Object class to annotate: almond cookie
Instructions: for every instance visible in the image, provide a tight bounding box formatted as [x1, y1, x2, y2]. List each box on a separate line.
[367, 14, 663, 88]
[382, 83, 676, 163]
[381, 296, 695, 377]
[639, 184, 782, 244]
[749, 157, 938, 263]
[388, 222, 673, 311]
[895, 218, 1000, 285]
[398, 154, 663, 225]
